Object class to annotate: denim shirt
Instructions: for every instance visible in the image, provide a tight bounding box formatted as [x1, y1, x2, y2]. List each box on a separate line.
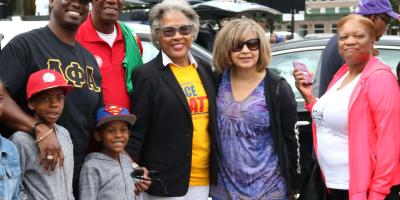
[0, 135, 21, 200]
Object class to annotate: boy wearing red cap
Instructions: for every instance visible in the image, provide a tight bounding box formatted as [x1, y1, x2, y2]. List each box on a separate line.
[10, 69, 75, 200]
[79, 105, 150, 200]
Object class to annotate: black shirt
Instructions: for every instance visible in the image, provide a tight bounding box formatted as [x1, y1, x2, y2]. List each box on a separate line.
[318, 34, 345, 97]
[0, 26, 103, 175]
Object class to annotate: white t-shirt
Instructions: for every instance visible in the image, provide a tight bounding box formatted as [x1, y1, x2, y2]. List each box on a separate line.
[96, 25, 117, 47]
[312, 72, 361, 189]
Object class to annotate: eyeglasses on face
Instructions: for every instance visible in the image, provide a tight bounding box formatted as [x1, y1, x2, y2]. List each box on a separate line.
[232, 38, 260, 52]
[157, 25, 193, 37]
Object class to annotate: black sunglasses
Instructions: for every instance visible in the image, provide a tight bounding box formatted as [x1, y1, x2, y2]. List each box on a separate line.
[232, 38, 260, 52]
[157, 25, 193, 37]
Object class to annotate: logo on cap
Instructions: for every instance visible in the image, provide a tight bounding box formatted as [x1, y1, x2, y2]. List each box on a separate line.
[105, 105, 123, 116]
[42, 72, 56, 83]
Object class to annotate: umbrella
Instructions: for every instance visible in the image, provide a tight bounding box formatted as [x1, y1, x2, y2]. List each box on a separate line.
[125, 0, 148, 4]
[132, 0, 205, 5]
[192, 0, 281, 20]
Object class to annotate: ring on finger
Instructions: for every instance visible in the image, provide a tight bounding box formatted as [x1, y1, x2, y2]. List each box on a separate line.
[46, 155, 54, 160]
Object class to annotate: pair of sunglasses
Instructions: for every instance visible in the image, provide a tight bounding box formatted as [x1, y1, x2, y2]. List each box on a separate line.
[157, 25, 193, 37]
[232, 38, 260, 52]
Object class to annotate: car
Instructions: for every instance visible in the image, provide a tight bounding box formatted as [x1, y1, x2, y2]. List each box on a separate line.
[0, 21, 212, 66]
[269, 35, 400, 179]
[266, 31, 303, 41]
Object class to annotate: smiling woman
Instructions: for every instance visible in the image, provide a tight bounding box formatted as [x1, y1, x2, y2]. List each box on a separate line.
[294, 14, 400, 200]
[210, 18, 298, 200]
[127, 1, 217, 200]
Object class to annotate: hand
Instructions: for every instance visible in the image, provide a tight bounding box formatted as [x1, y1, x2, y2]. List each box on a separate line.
[293, 68, 315, 104]
[134, 167, 151, 195]
[36, 124, 64, 171]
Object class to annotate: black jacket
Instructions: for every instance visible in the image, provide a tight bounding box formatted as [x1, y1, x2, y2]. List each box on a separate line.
[215, 69, 298, 193]
[127, 52, 218, 196]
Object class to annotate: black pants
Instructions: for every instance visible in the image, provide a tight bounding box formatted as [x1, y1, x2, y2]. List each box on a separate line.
[329, 185, 400, 200]
[386, 184, 400, 200]
[329, 189, 349, 200]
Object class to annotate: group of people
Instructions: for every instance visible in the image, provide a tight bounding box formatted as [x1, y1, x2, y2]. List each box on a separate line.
[0, 0, 398, 200]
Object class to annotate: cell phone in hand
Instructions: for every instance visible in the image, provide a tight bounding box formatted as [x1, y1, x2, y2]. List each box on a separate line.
[293, 61, 313, 85]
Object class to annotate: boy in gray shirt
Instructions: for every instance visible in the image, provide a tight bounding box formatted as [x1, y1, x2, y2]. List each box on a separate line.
[11, 69, 74, 200]
[79, 105, 150, 200]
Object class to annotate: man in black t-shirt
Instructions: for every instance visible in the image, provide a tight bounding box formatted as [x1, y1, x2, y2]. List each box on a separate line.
[0, 0, 102, 196]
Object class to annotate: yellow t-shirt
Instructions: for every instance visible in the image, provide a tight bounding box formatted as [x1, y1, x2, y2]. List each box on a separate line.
[170, 63, 210, 186]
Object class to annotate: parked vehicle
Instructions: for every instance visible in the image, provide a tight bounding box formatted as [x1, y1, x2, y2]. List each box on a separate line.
[266, 31, 303, 41]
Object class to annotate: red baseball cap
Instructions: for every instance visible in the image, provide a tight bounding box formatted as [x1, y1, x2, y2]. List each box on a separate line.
[26, 69, 73, 100]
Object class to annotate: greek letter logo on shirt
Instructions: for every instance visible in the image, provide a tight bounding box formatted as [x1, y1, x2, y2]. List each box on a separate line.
[47, 59, 101, 92]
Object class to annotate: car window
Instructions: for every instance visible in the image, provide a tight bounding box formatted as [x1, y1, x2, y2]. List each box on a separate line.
[376, 49, 399, 74]
[270, 50, 323, 100]
[141, 41, 159, 63]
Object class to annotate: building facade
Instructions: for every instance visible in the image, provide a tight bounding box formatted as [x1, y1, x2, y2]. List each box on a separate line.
[275, 0, 359, 36]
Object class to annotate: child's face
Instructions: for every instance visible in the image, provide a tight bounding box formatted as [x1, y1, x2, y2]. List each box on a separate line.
[28, 88, 65, 125]
[95, 120, 130, 160]
[0, 83, 5, 116]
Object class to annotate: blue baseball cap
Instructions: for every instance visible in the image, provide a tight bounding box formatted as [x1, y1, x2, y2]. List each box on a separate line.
[355, 0, 400, 20]
[96, 105, 136, 128]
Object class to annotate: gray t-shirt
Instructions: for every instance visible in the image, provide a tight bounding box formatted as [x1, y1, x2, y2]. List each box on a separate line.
[10, 124, 74, 200]
[79, 152, 142, 200]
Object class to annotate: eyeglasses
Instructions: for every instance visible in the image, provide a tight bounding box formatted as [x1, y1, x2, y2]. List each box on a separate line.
[232, 38, 260, 52]
[157, 25, 193, 37]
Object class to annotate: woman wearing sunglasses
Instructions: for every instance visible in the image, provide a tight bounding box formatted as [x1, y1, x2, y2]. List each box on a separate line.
[210, 18, 298, 200]
[127, 0, 218, 200]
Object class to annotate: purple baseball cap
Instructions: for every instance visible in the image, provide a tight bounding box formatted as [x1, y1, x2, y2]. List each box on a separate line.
[355, 0, 400, 20]
[96, 105, 136, 128]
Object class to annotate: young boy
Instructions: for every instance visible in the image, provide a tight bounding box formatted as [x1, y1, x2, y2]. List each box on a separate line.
[10, 69, 74, 200]
[79, 105, 149, 200]
[0, 80, 21, 200]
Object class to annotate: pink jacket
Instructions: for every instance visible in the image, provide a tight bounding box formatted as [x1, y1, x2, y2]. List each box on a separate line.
[306, 56, 400, 200]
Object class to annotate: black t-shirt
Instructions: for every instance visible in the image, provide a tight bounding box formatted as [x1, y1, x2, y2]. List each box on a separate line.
[318, 34, 345, 97]
[0, 26, 103, 172]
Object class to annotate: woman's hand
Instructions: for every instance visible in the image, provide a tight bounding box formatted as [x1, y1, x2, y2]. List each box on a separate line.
[293, 68, 315, 104]
[134, 167, 152, 195]
[36, 124, 64, 171]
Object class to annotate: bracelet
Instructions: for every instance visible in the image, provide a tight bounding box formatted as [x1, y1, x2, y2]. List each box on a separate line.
[32, 121, 46, 135]
[34, 129, 53, 144]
